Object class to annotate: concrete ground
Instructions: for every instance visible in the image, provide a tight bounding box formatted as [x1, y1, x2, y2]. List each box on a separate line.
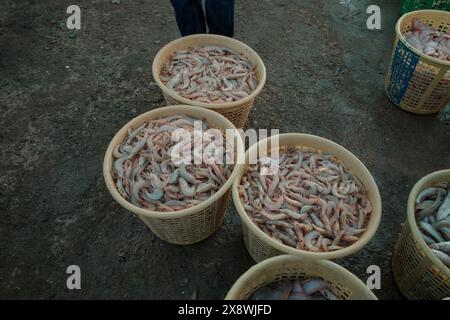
[1, 0, 449, 300]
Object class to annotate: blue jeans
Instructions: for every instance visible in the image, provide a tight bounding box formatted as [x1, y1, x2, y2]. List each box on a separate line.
[170, 0, 235, 37]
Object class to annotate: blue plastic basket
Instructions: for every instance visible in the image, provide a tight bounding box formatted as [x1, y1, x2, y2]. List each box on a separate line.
[385, 10, 450, 114]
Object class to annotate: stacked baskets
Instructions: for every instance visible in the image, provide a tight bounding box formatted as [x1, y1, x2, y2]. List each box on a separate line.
[152, 34, 266, 129]
[385, 10, 450, 114]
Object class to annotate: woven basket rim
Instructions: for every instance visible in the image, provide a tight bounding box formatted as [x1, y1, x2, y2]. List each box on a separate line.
[396, 9, 450, 67]
[152, 34, 267, 109]
[225, 255, 378, 300]
[103, 105, 245, 219]
[232, 133, 382, 260]
[406, 169, 450, 275]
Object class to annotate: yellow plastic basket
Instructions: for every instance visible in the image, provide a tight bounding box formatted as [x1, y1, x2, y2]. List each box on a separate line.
[103, 105, 244, 245]
[225, 255, 378, 300]
[152, 34, 266, 128]
[385, 10, 450, 114]
[232, 133, 382, 262]
[393, 169, 450, 300]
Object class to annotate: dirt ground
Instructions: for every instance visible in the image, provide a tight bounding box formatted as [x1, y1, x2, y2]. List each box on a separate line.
[1, 0, 449, 300]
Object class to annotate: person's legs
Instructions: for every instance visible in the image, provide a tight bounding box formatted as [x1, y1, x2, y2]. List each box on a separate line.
[204, 0, 234, 37]
[170, 0, 206, 36]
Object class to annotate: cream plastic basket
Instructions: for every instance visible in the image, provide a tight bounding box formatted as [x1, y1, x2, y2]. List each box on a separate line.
[232, 133, 382, 262]
[385, 10, 450, 114]
[152, 34, 267, 128]
[103, 105, 244, 245]
[393, 169, 450, 300]
[225, 255, 378, 300]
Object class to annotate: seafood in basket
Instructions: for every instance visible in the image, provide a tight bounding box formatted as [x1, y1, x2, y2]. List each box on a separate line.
[160, 45, 258, 103]
[112, 115, 234, 212]
[403, 17, 450, 61]
[415, 184, 450, 267]
[238, 148, 373, 252]
[250, 278, 341, 300]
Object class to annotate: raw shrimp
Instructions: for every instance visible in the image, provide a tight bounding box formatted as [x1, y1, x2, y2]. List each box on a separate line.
[239, 147, 373, 252]
[160, 46, 258, 103]
[112, 115, 234, 212]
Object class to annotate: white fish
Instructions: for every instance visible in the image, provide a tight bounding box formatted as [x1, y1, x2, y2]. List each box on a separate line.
[404, 18, 450, 61]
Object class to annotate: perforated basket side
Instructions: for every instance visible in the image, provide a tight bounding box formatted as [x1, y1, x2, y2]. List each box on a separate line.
[139, 190, 230, 245]
[163, 93, 255, 129]
[242, 224, 284, 263]
[225, 255, 377, 300]
[216, 100, 254, 129]
[392, 169, 450, 300]
[393, 222, 450, 299]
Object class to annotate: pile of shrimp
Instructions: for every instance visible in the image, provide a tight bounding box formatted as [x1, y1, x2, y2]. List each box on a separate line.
[403, 17, 450, 61]
[160, 45, 258, 103]
[238, 148, 372, 252]
[250, 278, 340, 300]
[415, 185, 450, 267]
[112, 115, 233, 212]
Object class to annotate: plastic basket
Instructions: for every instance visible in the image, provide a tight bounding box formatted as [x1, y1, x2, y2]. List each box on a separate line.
[401, 0, 450, 15]
[392, 169, 450, 300]
[225, 255, 378, 300]
[152, 34, 266, 128]
[103, 105, 244, 245]
[232, 133, 382, 263]
[385, 10, 450, 114]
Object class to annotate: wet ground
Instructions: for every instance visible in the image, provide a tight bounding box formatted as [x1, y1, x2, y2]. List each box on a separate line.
[1, 0, 449, 299]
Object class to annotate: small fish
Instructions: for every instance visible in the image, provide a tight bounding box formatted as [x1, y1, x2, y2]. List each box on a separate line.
[416, 189, 443, 220]
[249, 278, 340, 301]
[416, 187, 441, 204]
[415, 184, 450, 267]
[302, 279, 329, 295]
[431, 249, 450, 267]
[419, 221, 445, 243]
[250, 280, 292, 300]
[436, 189, 450, 221]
